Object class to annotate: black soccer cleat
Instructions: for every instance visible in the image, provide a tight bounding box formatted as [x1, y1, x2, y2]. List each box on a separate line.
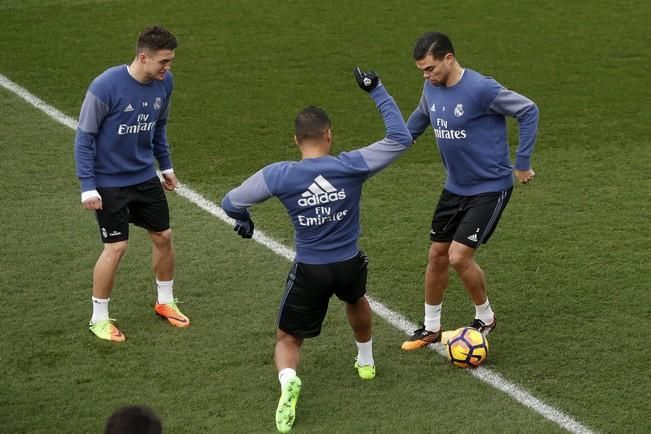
[469, 316, 497, 336]
[401, 324, 441, 351]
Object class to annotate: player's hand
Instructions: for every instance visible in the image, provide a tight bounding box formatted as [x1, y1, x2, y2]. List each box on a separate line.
[354, 67, 380, 92]
[514, 168, 535, 184]
[162, 172, 178, 191]
[234, 217, 254, 239]
[82, 196, 102, 210]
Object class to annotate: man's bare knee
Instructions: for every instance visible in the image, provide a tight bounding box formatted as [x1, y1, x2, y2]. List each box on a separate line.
[428, 243, 450, 270]
[102, 241, 128, 262]
[448, 243, 475, 270]
[150, 229, 173, 247]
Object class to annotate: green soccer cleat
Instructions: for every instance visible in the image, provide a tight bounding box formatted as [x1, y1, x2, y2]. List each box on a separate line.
[89, 319, 125, 342]
[275, 376, 301, 433]
[354, 360, 376, 380]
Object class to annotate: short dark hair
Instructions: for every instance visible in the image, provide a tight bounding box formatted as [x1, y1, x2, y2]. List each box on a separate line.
[295, 106, 331, 143]
[413, 32, 454, 60]
[137, 25, 178, 53]
[104, 405, 162, 434]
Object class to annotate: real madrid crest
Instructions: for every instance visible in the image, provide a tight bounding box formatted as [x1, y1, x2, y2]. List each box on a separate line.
[154, 97, 162, 110]
[454, 103, 464, 117]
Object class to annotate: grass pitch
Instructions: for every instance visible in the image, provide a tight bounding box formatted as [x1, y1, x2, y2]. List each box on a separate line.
[1, 0, 650, 432]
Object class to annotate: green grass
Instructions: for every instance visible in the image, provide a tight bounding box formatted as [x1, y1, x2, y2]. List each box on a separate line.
[1, 0, 650, 432]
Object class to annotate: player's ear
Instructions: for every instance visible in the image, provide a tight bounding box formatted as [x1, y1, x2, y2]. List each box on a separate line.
[325, 128, 332, 142]
[294, 134, 300, 146]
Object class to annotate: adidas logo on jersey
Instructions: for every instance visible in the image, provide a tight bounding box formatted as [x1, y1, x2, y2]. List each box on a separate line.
[297, 175, 346, 207]
[123, 104, 134, 112]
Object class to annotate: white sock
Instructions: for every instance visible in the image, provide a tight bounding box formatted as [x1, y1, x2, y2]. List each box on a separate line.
[356, 338, 374, 366]
[91, 297, 110, 324]
[424, 303, 442, 332]
[278, 368, 297, 388]
[475, 298, 494, 324]
[156, 279, 174, 304]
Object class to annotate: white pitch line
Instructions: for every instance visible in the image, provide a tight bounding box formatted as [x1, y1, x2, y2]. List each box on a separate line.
[0, 74, 78, 130]
[0, 72, 594, 434]
[174, 183, 296, 262]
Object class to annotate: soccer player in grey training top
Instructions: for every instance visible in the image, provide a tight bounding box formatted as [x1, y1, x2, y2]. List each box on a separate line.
[74, 26, 190, 342]
[400, 32, 539, 351]
[221, 69, 412, 433]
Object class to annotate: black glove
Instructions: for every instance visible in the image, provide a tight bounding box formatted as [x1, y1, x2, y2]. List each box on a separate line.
[234, 217, 254, 239]
[354, 67, 380, 92]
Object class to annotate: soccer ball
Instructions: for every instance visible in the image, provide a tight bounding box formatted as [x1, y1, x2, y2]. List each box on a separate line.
[446, 327, 489, 368]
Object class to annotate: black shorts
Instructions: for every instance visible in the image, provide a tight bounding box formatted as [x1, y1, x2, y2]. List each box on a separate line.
[95, 177, 170, 243]
[277, 251, 369, 339]
[430, 188, 512, 249]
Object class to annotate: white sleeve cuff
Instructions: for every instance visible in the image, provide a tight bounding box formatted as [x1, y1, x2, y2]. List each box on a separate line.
[81, 190, 101, 203]
[160, 168, 174, 174]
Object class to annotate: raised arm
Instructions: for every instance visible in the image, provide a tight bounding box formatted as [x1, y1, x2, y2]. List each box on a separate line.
[340, 68, 412, 176]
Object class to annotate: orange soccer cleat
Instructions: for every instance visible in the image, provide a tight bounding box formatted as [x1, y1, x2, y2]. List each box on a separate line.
[154, 299, 190, 327]
[401, 325, 441, 351]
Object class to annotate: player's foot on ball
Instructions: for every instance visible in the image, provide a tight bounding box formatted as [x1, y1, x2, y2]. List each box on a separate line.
[401, 324, 441, 351]
[354, 358, 376, 380]
[275, 376, 301, 433]
[154, 299, 190, 327]
[470, 315, 496, 336]
[89, 319, 125, 342]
